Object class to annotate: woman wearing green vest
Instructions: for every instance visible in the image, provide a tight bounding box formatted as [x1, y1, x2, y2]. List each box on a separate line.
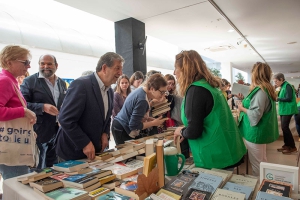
[238, 62, 279, 176]
[273, 73, 298, 154]
[173, 50, 246, 169]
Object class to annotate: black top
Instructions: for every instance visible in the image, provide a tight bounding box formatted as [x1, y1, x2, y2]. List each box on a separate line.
[182, 86, 213, 139]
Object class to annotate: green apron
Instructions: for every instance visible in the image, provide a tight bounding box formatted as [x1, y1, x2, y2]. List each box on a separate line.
[238, 87, 279, 144]
[181, 79, 246, 169]
[278, 81, 298, 115]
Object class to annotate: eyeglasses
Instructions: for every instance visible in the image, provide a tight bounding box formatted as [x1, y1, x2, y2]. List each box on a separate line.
[157, 89, 169, 96]
[16, 59, 31, 66]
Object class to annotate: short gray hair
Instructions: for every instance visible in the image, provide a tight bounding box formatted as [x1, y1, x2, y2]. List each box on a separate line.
[96, 52, 124, 72]
[273, 73, 285, 81]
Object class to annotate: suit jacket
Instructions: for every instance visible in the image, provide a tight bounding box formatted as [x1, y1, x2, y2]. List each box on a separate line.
[20, 73, 67, 143]
[56, 73, 113, 160]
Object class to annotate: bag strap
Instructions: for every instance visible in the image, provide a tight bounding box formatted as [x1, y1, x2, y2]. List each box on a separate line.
[12, 84, 26, 108]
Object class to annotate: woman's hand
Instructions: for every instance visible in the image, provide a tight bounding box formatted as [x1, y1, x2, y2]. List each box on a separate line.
[152, 116, 167, 126]
[24, 108, 37, 125]
[174, 127, 185, 144]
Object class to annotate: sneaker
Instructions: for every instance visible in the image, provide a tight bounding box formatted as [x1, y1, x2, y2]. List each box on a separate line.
[282, 147, 297, 154]
[277, 146, 289, 152]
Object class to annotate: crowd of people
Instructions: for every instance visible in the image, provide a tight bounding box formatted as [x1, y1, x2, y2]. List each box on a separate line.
[1, 45, 300, 181]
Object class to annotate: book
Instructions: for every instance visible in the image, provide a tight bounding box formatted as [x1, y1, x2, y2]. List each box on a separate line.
[145, 194, 164, 200]
[62, 174, 99, 188]
[108, 151, 139, 163]
[115, 185, 147, 200]
[222, 181, 253, 200]
[259, 179, 292, 197]
[152, 99, 168, 108]
[152, 107, 171, 117]
[211, 188, 246, 200]
[229, 174, 258, 190]
[163, 173, 196, 196]
[143, 153, 157, 176]
[189, 172, 223, 194]
[34, 187, 88, 200]
[103, 163, 140, 179]
[189, 167, 206, 174]
[119, 180, 138, 191]
[255, 191, 293, 200]
[29, 177, 63, 193]
[51, 173, 70, 181]
[90, 162, 114, 170]
[53, 160, 89, 172]
[183, 188, 211, 200]
[76, 181, 101, 192]
[156, 139, 165, 187]
[28, 171, 53, 182]
[203, 169, 229, 187]
[231, 82, 250, 97]
[99, 174, 117, 185]
[88, 187, 110, 200]
[94, 191, 133, 200]
[102, 178, 121, 190]
[65, 167, 93, 175]
[156, 188, 181, 200]
[85, 169, 112, 179]
[211, 168, 233, 181]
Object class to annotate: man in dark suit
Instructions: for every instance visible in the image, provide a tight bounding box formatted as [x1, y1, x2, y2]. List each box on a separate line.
[56, 52, 124, 161]
[21, 54, 67, 168]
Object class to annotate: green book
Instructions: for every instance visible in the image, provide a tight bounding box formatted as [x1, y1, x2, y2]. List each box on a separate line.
[45, 187, 88, 200]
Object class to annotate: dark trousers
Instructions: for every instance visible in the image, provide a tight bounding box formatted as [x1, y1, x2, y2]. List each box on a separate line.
[294, 108, 300, 137]
[280, 115, 296, 148]
[111, 120, 134, 145]
[37, 124, 59, 169]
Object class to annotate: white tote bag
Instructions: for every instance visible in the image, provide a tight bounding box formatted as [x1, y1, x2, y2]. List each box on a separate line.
[0, 85, 37, 167]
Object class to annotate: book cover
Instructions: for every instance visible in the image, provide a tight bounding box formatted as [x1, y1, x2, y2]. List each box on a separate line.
[53, 160, 89, 172]
[259, 179, 292, 197]
[51, 173, 70, 181]
[99, 174, 117, 185]
[255, 191, 293, 200]
[163, 173, 196, 195]
[62, 174, 99, 188]
[189, 173, 223, 194]
[156, 188, 181, 200]
[29, 177, 63, 193]
[211, 188, 246, 200]
[231, 82, 250, 97]
[203, 170, 229, 184]
[43, 187, 88, 200]
[223, 181, 253, 200]
[183, 188, 211, 200]
[94, 191, 133, 200]
[120, 181, 138, 191]
[229, 174, 258, 190]
[89, 187, 110, 199]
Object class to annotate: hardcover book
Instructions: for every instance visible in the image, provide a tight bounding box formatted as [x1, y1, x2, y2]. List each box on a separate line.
[183, 188, 211, 200]
[259, 179, 292, 197]
[94, 191, 133, 200]
[255, 191, 293, 200]
[223, 181, 253, 200]
[211, 188, 246, 200]
[189, 172, 223, 194]
[229, 174, 258, 190]
[34, 187, 88, 200]
[53, 160, 89, 172]
[163, 173, 196, 196]
[29, 177, 63, 193]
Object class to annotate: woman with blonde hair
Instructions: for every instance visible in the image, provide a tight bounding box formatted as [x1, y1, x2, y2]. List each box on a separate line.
[0, 45, 36, 179]
[173, 50, 246, 169]
[238, 62, 279, 176]
[112, 74, 131, 118]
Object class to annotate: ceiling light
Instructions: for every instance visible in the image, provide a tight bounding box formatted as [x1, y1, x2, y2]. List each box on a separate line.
[228, 29, 234, 32]
[287, 42, 297, 44]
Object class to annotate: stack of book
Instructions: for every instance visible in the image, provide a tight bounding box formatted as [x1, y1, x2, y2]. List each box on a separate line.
[151, 99, 171, 117]
[53, 160, 89, 173]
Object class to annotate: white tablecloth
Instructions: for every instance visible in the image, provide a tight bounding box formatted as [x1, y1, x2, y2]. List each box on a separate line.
[3, 173, 41, 200]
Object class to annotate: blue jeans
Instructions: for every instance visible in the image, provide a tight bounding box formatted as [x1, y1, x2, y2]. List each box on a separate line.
[0, 165, 29, 180]
[37, 134, 58, 169]
[294, 112, 300, 137]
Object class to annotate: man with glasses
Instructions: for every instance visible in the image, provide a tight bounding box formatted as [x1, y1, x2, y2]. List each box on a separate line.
[21, 54, 67, 169]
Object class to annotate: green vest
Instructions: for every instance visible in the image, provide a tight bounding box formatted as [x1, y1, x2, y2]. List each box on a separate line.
[181, 79, 246, 169]
[278, 81, 298, 115]
[238, 87, 279, 144]
[297, 101, 300, 108]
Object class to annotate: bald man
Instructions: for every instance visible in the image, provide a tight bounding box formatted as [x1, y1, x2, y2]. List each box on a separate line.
[21, 54, 67, 169]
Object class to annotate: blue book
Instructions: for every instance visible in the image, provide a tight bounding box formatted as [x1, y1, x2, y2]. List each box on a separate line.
[53, 160, 89, 172]
[255, 191, 293, 200]
[223, 182, 253, 200]
[95, 191, 133, 200]
[189, 172, 223, 194]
